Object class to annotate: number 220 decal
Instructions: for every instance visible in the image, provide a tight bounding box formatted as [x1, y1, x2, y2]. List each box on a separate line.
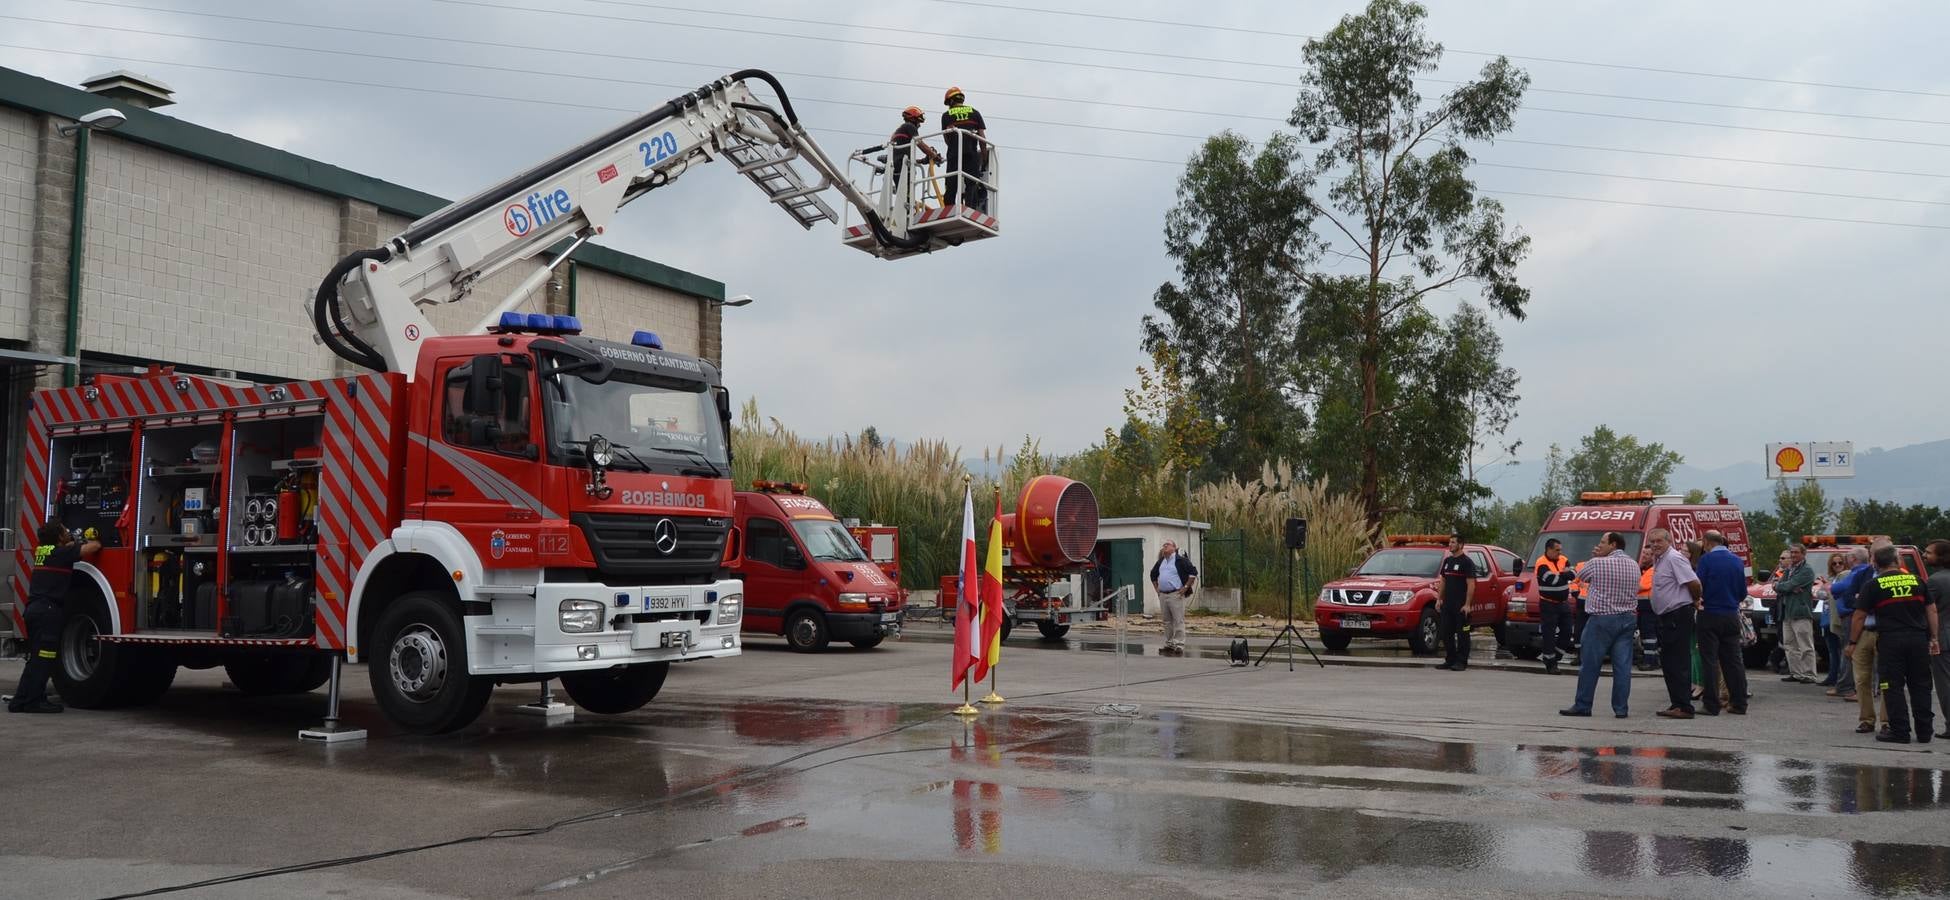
[640, 132, 679, 167]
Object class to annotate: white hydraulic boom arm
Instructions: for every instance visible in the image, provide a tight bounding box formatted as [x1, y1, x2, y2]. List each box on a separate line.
[313, 69, 929, 375]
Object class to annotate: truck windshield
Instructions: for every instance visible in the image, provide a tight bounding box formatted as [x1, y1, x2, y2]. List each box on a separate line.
[1356, 549, 1443, 577]
[544, 370, 727, 474]
[1530, 531, 1645, 567]
[793, 519, 869, 562]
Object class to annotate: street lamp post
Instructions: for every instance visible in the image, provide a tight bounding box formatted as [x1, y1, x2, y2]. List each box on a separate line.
[57, 108, 127, 387]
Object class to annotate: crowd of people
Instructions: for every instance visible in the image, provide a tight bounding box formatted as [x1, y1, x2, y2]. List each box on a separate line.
[1540, 530, 1947, 743]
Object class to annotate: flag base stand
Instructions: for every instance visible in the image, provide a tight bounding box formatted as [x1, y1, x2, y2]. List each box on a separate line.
[980, 691, 1005, 705]
[953, 702, 982, 716]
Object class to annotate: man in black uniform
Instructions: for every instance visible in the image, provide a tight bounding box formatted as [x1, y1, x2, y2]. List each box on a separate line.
[9, 521, 101, 713]
[1435, 535, 1475, 671]
[940, 87, 988, 211]
[1848, 543, 1941, 744]
[881, 105, 940, 194]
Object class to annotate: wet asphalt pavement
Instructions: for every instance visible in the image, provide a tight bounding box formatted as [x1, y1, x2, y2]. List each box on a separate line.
[3, 630, 1949, 899]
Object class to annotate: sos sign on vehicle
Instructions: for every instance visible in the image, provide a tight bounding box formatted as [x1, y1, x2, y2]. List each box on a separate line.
[1766, 441, 1854, 479]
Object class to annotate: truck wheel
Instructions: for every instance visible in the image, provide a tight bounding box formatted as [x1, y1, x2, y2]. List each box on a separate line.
[1491, 623, 1510, 648]
[1036, 622, 1070, 641]
[52, 594, 173, 708]
[999, 616, 1014, 642]
[1510, 646, 1542, 661]
[1408, 608, 1439, 656]
[224, 654, 332, 696]
[368, 591, 493, 734]
[1320, 629, 1353, 653]
[848, 636, 885, 650]
[785, 609, 830, 652]
[561, 662, 669, 714]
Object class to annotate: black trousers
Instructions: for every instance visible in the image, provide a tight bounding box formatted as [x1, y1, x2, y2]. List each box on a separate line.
[1656, 605, 1697, 712]
[944, 143, 987, 211]
[1574, 597, 1591, 650]
[1440, 599, 1471, 667]
[9, 600, 63, 709]
[1538, 598, 1575, 660]
[1635, 597, 1659, 663]
[1878, 631, 1936, 739]
[1697, 612, 1748, 713]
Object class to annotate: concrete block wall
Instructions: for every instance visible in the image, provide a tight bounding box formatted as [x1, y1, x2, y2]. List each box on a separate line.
[0, 107, 34, 341]
[81, 134, 339, 380]
[574, 266, 701, 357]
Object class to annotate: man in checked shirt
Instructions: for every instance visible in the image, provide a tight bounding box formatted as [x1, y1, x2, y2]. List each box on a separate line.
[1561, 531, 1643, 719]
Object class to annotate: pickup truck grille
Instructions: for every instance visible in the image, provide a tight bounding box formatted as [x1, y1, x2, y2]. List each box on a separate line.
[1332, 589, 1381, 606]
[571, 513, 729, 582]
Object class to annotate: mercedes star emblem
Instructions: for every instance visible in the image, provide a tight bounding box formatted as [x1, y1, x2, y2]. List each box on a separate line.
[651, 518, 679, 555]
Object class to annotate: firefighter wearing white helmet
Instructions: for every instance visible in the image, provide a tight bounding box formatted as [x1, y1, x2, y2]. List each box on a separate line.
[940, 87, 988, 211]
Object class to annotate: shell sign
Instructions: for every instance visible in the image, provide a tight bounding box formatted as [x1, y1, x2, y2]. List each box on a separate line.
[1766, 441, 1854, 479]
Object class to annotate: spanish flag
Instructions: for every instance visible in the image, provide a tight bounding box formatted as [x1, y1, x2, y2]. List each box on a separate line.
[978, 491, 1005, 677]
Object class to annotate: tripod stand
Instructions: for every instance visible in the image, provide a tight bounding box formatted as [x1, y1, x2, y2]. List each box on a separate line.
[1256, 546, 1324, 670]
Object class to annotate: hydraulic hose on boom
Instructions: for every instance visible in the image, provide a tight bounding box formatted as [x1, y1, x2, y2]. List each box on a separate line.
[314, 69, 939, 375]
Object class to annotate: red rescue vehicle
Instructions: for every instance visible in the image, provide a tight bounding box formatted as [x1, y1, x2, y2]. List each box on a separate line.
[1315, 535, 1525, 654]
[1504, 492, 1751, 660]
[732, 483, 905, 651]
[5, 70, 989, 735]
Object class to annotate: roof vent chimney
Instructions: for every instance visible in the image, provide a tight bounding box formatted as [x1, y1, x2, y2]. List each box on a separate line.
[79, 70, 175, 110]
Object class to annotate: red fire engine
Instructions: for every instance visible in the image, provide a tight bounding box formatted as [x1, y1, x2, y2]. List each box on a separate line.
[7, 70, 997, 736]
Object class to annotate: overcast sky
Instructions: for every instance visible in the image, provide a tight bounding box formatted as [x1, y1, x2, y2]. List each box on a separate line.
[5, 0, 1948, 473]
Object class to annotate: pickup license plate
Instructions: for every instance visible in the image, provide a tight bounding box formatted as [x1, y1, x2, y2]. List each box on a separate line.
[880, 612, 900, 622]
[1341, 615, 1371, 630]
[645, 595, 690, 611]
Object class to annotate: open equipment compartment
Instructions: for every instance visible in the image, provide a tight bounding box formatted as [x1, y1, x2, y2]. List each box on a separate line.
[221, 413, 324, 639]
[46, 432, 134, 549]
[135, 419, 225, 631]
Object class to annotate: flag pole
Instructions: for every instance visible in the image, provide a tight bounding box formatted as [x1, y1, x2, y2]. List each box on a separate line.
[981, 484, 1006, 705]
[953, 475, 981, 717]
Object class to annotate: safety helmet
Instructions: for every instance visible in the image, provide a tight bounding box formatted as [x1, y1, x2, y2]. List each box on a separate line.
[902, 105, 924, 122]
[943, 86, 965, 105]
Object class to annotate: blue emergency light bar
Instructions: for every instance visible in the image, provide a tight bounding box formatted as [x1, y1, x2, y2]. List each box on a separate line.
[631, 330, 664, 349]
[492, 312, 583, 335]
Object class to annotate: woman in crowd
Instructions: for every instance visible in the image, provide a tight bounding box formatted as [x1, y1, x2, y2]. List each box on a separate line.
[1818, 554, 1849, 688]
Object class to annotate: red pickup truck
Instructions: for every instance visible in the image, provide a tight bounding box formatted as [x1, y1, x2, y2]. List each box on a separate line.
[1315, 535, 1523, 654]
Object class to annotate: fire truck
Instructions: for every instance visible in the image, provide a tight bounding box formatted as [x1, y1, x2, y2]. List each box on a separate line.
[7, 70, 997, 735]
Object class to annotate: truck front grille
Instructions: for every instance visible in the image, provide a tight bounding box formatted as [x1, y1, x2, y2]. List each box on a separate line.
[571, 513, 729, 582]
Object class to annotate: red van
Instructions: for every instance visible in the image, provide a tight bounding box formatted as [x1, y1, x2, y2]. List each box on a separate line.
[1504, 491, 1751, 659]
[732, 482, 904, 651]
[1315, 535, 1525, 654]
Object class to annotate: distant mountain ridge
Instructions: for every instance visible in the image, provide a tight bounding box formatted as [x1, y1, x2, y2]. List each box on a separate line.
[1483, 438, 1950, 512]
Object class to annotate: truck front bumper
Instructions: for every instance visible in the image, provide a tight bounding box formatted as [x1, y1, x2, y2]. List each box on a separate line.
[1315, 605, 1418, 636]
[466, 579, 743, 677]
[827, 609, 904, 641]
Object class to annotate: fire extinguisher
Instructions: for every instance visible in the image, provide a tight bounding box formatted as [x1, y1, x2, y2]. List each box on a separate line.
[277, 480, 302, 544]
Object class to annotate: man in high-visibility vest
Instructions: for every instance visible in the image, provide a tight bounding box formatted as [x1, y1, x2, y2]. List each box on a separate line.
[8, 522, 102, 714]
[940, 87, 989, 212]
[1534, 539, 1577, 675]
[1634, 549, 1660, 671]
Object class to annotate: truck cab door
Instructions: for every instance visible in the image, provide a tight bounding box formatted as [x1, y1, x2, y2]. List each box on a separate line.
[419, 353, 548, 564]
[1468, 549, 1499, 625]
[739, 514, 806, 631]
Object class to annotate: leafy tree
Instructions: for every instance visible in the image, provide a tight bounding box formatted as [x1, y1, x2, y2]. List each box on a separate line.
[1772, 478, 1833, 542]
[859, 425, 884, 454]
[1682, 489, 1708, 504]
[1286, 0, 1531, 526]
[1836, 499, 1950, 543]
[1144, 132, 1315, 480]
[1122, 346, 1220, 478]
[1540, 426, 1684, 500]
[1745, 508, 1785, 568]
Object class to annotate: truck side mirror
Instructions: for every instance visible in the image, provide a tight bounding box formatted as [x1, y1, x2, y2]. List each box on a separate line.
[714, 386, 734, 463]
[1512, 558, 1526, 576]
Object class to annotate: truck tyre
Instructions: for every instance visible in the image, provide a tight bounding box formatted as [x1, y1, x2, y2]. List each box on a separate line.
[369, 591, 493, 734]
[561, 662, 669, 714]
[53, 593, 174, 708]
[1491, 623, 1510, 648]
[999, 616, 1014, 642]
[1510, 645, 1542, 661]
[785, 609, 830, 652]
[1408, 608, 1439, 656]
[848, 636, 885, 650]
[1320, 629, 1353, 653]
[224, 653, 332, 696]
[1035, 621, 1070, 641]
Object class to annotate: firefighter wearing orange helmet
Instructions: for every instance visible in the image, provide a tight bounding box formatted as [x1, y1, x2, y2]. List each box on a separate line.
[870, 105, 940, 193]
[940, 87, 988, 210]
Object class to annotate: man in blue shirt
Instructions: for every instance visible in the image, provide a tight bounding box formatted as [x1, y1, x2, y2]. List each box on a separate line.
[1695, 530, 1749, 715]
